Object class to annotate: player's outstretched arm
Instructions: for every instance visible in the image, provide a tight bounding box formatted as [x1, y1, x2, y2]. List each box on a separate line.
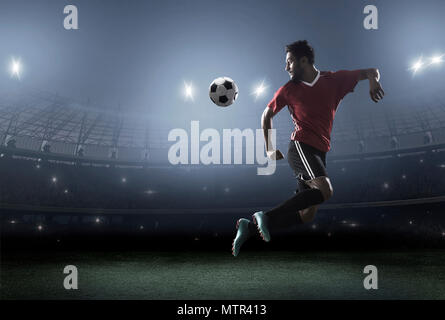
[261, 107, 284, 160]
[358, 68, 385, 103]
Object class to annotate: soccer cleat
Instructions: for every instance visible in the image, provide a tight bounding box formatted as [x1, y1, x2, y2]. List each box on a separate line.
[252, 211, 271, 242]
[232, 218, 253, 257]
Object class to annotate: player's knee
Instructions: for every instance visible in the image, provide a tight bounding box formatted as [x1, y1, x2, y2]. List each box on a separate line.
[305, 176, 333, 201]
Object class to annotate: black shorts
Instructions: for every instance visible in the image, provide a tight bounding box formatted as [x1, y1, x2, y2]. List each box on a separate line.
[287, 140, 328, 180]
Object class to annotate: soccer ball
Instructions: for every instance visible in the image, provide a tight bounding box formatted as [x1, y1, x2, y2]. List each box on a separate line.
[209, 77, 239, 107]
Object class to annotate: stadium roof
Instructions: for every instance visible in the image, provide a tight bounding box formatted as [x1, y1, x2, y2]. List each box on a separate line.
[1, 87, 445, 152]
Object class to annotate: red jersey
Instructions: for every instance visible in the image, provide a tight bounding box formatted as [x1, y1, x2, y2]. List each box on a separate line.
[267, 70, 361, 152]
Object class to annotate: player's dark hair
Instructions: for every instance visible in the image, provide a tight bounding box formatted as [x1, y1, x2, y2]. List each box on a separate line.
[285, 40, 315, 65]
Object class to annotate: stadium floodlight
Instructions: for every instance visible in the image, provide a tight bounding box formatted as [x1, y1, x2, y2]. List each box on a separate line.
[10, 58, 22, 78]
[183, 81, 194, 101]
[411, 54, 444, 75]
[411, 58, 424, 74]
[430, 54, 444, 65]
[252, 80, 268, 100]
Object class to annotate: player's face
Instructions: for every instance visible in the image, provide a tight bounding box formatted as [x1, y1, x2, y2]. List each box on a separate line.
[285, 52, 303, 80]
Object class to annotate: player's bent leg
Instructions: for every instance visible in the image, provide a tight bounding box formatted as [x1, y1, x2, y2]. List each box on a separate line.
[262, 177, 331, 237]
[264, 187, 325, 237]
[304, 176, 334, 201]
[297, 176, 332, 222]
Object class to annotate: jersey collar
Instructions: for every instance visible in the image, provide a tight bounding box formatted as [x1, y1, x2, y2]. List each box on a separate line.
[300, 68, 320, 87]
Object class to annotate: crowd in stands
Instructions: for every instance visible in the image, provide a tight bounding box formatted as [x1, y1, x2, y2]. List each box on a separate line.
[1, 149, 444, 210]
[1, 148, 444, 241]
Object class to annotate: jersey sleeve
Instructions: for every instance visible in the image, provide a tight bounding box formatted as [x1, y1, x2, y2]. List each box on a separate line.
[333, 70, 361, 100]
[267, 86, 288, 115]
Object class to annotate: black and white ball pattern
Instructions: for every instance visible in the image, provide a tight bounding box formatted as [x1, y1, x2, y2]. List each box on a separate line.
[209, 77, 239, 107]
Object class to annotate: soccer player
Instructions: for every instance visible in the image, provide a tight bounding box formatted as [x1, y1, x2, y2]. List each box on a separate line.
[232, 40, 384, 256]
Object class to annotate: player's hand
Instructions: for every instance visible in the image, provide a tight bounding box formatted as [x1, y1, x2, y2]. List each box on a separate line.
[369, 78, 385, 103]
[266, 149, 284, 160]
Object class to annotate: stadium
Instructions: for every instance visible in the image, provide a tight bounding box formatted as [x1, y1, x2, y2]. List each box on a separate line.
[2, 86, 445, 300]
[1, 0, 445, 302]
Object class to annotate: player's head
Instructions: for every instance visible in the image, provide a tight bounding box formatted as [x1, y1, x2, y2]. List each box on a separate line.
[285, 40, 315, 80]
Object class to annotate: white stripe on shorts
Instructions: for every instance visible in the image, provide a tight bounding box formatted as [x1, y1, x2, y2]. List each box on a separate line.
[294, 141, 315, 179]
